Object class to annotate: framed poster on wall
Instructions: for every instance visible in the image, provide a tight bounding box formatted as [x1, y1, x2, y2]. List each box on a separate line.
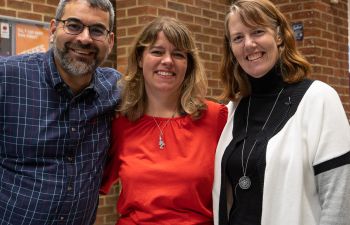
[16, 23, 49, 55]
[0, 16, 49, 56]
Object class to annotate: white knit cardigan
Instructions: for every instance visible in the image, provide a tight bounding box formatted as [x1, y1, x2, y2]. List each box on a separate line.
[213, 80, 350, 225]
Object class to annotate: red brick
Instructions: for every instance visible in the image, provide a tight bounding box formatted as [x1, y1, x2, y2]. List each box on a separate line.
[186, 5, 201, 15]
[127, 25, 144, 36]
[203, 9, 217, 19]
[17, 12, 42, 21]
[199, 52, 210, 60]
[0, 8, 16, 17]
[128, 6, 157, 16]
[138, 0, 166, 7]
[117, 9, 126, 17]
[8, 0, 32, 10]
[177, 0, 194, 4]
[168, 1, 185, 12]
[195, 0, 210, 9]
[117, 17, 137, 27]
[157, 8, 176, 17]
[194, 16, 210, 26]
[138, 15, 157, 25]
[177, 13, 194, 23]
[33, 4, 56, 15]
[117, 0, 137, 9]
[195, 33, 210, 43]
[47, 0, 59, 5]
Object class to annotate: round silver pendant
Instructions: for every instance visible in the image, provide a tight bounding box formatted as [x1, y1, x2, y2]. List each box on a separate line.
[239, 176, 251, 189]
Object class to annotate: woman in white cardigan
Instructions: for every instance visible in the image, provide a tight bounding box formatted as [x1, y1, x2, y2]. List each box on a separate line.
[213, 0, 350, 225]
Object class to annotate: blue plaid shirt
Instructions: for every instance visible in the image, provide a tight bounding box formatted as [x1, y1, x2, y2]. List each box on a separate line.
[0, 49, 121, 225]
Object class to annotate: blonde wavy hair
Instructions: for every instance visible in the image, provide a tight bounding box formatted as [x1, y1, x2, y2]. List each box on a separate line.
[118, 17, 207, 121]
[220, 0, 311, 102]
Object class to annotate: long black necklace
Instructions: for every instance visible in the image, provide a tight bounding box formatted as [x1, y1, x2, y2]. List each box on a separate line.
[238, 88, 284, 190]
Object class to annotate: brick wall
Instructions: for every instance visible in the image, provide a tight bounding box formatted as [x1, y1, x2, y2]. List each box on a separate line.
[112, 0, 349, 118]
[0, 0, 349, 225]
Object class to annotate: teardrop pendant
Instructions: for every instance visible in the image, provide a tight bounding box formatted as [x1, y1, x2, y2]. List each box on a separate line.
[159, 135, 165, 149]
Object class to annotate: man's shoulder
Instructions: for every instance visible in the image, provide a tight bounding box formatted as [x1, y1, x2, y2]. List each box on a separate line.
[96, 67, 122, 78]
[0, 52, 46, 66]
[0, 52, 47, 83]
[93, 67, 122, 101]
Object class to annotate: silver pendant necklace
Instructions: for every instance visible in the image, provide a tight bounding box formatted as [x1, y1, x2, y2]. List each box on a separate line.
[152, 111, 176, 149]
[239, 88, 284, 190]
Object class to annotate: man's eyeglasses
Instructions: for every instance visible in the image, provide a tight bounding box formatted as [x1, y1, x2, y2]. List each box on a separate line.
[56, 18, 111, 41]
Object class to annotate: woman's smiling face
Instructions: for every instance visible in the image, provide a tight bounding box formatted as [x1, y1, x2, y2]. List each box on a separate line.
[139, 31, 188, 97]
[228, 12, 281, 78]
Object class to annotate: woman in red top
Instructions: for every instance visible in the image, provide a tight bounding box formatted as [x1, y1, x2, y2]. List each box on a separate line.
[100, 17, 227, 225]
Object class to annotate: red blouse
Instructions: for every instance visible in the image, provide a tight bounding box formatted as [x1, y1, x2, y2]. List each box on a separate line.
[100, 101, 228, 225]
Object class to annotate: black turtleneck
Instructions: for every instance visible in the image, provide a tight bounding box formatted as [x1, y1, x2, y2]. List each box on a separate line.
[226, 66, 287, 225]
[249, 65, 285, 95]
[218, 65, 312, 225]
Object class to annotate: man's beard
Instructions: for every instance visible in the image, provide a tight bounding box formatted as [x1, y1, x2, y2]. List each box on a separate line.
[52, 41, 101, 77]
